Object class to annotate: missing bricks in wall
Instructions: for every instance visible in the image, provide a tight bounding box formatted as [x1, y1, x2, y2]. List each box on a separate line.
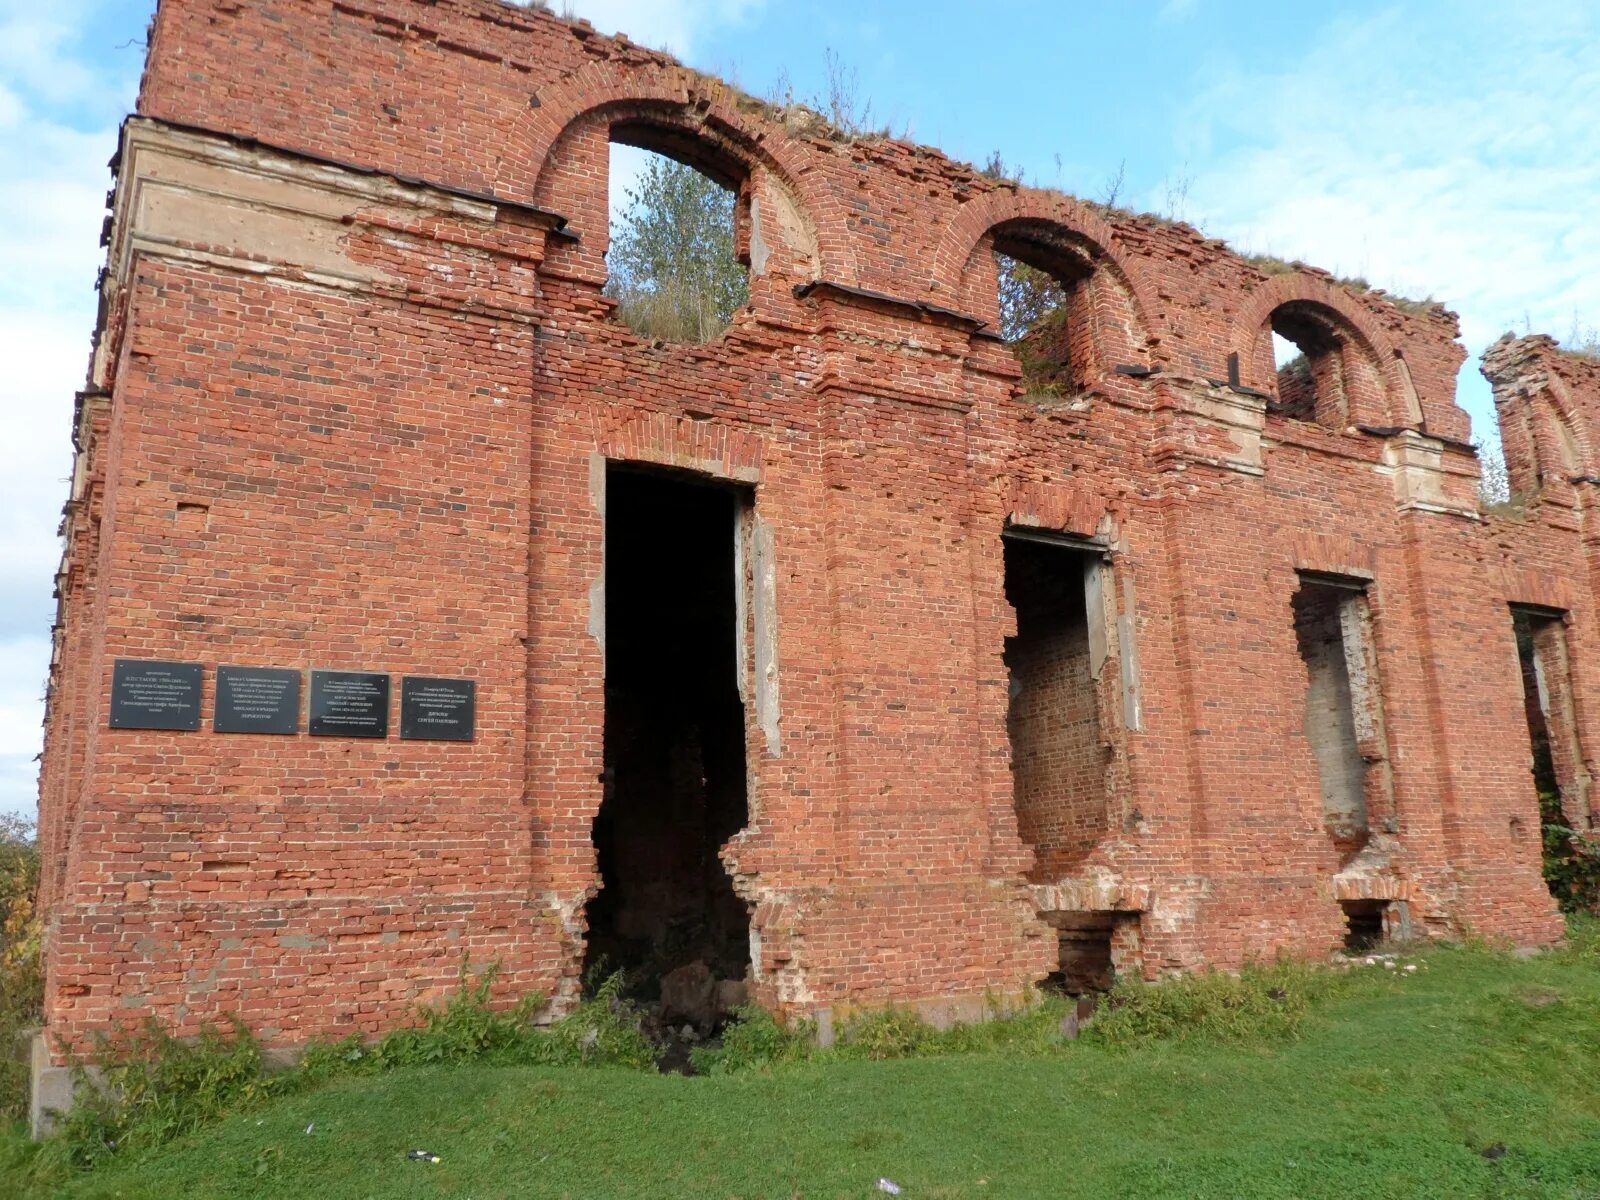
[1340, 900, 1387, 952]
[1040, 910, 1142, 995]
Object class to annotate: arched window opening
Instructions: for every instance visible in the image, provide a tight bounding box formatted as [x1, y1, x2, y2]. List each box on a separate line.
[1269, 302, 1349, 427]
[605, 125, 750, 344]
[991, 223, 1096, 400]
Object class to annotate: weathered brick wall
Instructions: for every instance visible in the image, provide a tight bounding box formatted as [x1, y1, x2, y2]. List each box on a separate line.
[34, 0, 1590, 1068]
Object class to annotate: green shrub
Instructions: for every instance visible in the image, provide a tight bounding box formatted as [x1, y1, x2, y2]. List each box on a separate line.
[1541, 793, 1600, 914]
[692, 1003, 815, 1075]
[29, 961, 653, 1185]
[1556, 912, 1600, 964]
[0, 816, 42, 1124]
[694, 995, 1076, 1075]
[834, 1006, 935, 1061]
[1090, 957, 1348, 1048]
[527, 972, 656, 1071]
[54, 1017, 271, 1170]
[916, 995, 1072, 1056]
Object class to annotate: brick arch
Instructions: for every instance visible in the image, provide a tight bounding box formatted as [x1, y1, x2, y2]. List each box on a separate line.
[524, 60, 849, 284]
[928, 189, 1160, 343]
[1233, 274, 1407, 422]
[1537, 373, 1594, 477]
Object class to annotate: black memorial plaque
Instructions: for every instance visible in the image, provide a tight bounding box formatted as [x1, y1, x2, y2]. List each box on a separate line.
[308, 670, 390, 738]
[214, 666, 301, 735]
[399, 677, 476, 742]
[109, 659, 203, 731]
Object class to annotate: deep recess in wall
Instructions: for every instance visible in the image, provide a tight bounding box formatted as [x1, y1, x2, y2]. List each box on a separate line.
[1004, 534, 1107, 876]
[1291, 577, 1371, 860]
[604, 135, 749, 345]
[585, 467, 751, 1002]
[1340, 899, 1387, 951]
[1043, 911, 1115, 994]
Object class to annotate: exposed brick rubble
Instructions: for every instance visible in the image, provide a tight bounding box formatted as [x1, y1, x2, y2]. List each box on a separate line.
[33, 0, 1597, 1102]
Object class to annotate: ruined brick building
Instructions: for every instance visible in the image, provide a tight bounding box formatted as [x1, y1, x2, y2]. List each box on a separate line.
[31, 0, 1600, 1108]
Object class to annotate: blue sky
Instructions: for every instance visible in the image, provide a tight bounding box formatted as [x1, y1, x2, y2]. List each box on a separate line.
[1, 0, 1597, 817]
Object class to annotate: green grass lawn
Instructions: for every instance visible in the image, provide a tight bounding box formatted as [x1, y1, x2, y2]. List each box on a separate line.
[12, 937, 1600, 1199]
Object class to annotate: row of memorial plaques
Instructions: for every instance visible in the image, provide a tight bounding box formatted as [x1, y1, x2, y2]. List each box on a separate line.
[109, 660, 475, 742]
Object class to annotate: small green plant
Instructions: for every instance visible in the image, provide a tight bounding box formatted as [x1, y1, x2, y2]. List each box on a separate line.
[1557, 912, 1600, 963]
[695, 994, 1077, 1075]
[836, 1005, 934, 1060]
[532, 971, 656, 1071]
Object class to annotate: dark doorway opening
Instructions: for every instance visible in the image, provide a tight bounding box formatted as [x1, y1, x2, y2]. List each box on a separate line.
[1044, 912, 1116, 994]
[585, 466, 752, 1028]
[1341, 900, 1387, 952]
[1003, 534, 1108, 876]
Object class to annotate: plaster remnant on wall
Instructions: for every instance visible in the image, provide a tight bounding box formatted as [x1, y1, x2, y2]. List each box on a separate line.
[1117, 570, 1143, 733]
[1084, 558, 1109, 680]
[587, 452, 606, 653]
[748, 194, 771, 278]
[752, 516, 782, 756]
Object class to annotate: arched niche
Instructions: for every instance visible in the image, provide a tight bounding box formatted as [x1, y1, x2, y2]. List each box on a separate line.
[1236, 277, 1403, 430]
[938, 194, 1155, 396]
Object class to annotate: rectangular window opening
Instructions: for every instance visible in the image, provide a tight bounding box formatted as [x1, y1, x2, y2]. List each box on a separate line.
[1292, 574, 1391, 862]
[1511, 605, 1592, 835]
[1340, 899, 1388, 952]
[1003, 533, 1112, 877]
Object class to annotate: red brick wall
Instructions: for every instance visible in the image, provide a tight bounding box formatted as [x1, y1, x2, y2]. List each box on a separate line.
[1009, 618, 1105, 870]
[35, 0, 1587, 1056]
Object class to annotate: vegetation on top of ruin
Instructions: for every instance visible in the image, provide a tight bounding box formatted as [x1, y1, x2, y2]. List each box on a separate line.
[546, 19, 1448, 332]
[8, 924, 1600, 1197]
[1241, 253, 1441, 316]
[1562, 319, 1600, 360]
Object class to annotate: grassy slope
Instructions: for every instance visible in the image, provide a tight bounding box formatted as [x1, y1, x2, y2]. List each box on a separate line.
[22, 942, 1600, 1200]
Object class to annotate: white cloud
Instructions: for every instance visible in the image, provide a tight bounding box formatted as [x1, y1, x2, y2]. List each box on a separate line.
[1159, 0, 1198, 21]
[557, 0, 763, 58]
[1171, 2, 1600, 442]
[0, 0, 139, 816]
